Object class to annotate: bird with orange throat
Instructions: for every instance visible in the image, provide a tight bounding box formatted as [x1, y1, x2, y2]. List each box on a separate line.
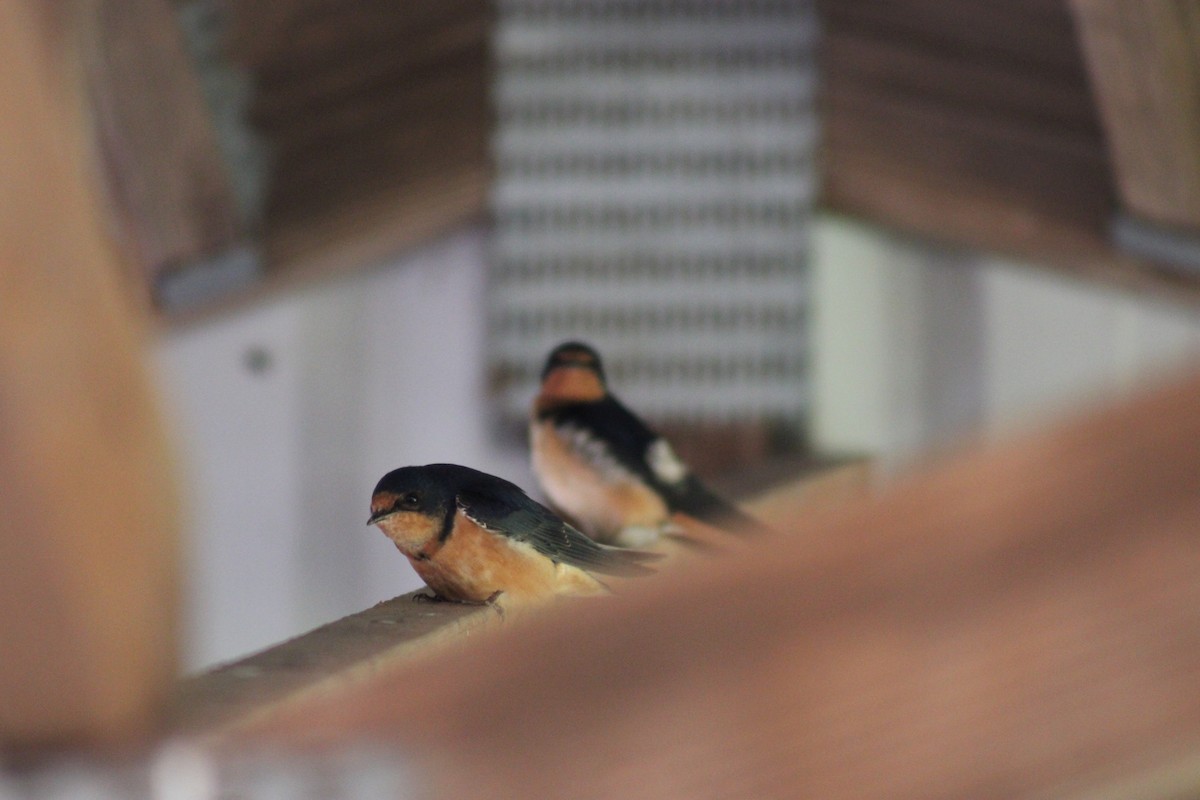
[369, 463, 658, 609]
[531, 341, 770, 547]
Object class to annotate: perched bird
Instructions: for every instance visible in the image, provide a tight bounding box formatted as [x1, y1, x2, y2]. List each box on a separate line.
[368, 463, 658, 606]
[531, 341, 770, 547]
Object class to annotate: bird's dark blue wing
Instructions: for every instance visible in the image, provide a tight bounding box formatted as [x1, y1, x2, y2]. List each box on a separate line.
[454, 471, 659, 577]
[542, 396, 769, 535]
[662, 474, 773, 535]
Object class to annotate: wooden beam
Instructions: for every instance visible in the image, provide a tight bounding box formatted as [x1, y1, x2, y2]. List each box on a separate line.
[228, 368, 1200, 798]
[226, 0, 483, 74]
[234, 0, 490, 282]
[171, 593, 498, 740]
[1069, 1, 1200, 231]
[0, 2, 180, 749]
[153, 0, 492, 324]
[78, 0, 244, 303]
[819, 0, 1200, 305]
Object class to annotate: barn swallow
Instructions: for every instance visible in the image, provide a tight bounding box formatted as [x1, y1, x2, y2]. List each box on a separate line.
[531, 341, 770, 547]
[368, 463, 658, 606]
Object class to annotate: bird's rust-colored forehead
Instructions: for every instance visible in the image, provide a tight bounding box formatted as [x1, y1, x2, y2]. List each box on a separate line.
[371, 495, 444, 553]
[537, 366, 605, 407]
[371, 491, 401, 515]
[553, 347, 598, 367]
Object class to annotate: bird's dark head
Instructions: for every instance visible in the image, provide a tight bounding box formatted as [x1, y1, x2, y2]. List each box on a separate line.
[368, 465, 460, 551]
[537, 341, 607, 406]
[541, 341, 606, 382]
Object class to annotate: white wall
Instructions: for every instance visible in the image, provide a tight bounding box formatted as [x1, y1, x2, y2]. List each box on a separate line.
[156, 228, 526, 671]
[811, 216, 1200, 468]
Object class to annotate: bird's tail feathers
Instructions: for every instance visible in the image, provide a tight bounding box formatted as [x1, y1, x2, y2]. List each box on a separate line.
[673, 478, 772, 536]
[591, 544, 664, 577]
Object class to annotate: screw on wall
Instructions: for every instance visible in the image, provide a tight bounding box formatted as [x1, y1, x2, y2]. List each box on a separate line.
[243, 345, 273, 375]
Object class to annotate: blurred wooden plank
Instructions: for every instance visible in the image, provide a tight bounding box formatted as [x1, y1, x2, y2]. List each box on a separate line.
[824, 78, 1111, 231]
[819, 0, 1110, 222]
[164, 159, 488, 328]
[244, 0, 486, 121]
[226, 0, 480, 71]
[79, 0, 244, 302]
[260, 153, 488, 284]
[264, 46, 488, 206]
[0, 1, 180, 750]
[171, 593, 498, 740]
[821, 28, 1097, 134]
[56, 0, 495, 323]
[821, 0, 1091, 74]
[262, 42, 486, 158]
[223, 0, 489, 224]
[208, 0, 490, 317]
[1070, 1, 1200, 231]
[819, 0, 1200, 303]
[234, 367, 1200, 799]
[821, 128, 1200, 304]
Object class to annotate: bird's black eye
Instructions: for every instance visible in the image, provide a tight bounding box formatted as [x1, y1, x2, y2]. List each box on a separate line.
[396, 492, 420, 510]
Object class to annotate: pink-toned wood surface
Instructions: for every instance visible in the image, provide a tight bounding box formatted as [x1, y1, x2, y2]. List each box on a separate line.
[0, 2, 180, 750]
[236, 367, 1200, 799]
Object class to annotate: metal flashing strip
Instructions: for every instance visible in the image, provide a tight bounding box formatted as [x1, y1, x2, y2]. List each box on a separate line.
[1112, 213, 1200, 279]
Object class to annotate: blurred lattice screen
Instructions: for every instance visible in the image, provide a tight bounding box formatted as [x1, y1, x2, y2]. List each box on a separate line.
[487, 0, 817, 430]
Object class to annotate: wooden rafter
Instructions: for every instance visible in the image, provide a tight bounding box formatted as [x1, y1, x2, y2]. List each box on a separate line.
[0, 1, 180, 749]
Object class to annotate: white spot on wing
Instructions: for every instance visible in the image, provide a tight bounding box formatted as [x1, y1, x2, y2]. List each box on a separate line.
[646, 438, 689, 485]
[615, 525, 663, 548]
[459, 504, 498, 533]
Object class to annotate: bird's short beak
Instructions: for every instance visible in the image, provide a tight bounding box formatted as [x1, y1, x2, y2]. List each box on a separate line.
[367, 510, 392, 526]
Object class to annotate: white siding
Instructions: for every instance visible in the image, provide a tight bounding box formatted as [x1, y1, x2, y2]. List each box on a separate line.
[812, 216, 1200, 467]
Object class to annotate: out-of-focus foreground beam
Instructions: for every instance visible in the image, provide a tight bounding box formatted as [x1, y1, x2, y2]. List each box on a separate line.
[0, 2, 180, 750]
[248, 367, 1200, 799]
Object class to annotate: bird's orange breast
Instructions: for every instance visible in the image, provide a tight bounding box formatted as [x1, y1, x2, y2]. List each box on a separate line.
[409, 511, 606, 604]
[530, 420, 670, 543]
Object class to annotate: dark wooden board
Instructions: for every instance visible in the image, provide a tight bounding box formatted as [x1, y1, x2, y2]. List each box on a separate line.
[819, 0, 1200, 304]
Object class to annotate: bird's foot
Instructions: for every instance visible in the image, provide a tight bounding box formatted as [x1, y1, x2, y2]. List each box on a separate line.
[413, 589, 505, 619]
[483, 590, 506, 620]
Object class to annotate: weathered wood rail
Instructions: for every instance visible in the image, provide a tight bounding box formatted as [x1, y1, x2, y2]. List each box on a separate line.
[205, 370, 1200, 800]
